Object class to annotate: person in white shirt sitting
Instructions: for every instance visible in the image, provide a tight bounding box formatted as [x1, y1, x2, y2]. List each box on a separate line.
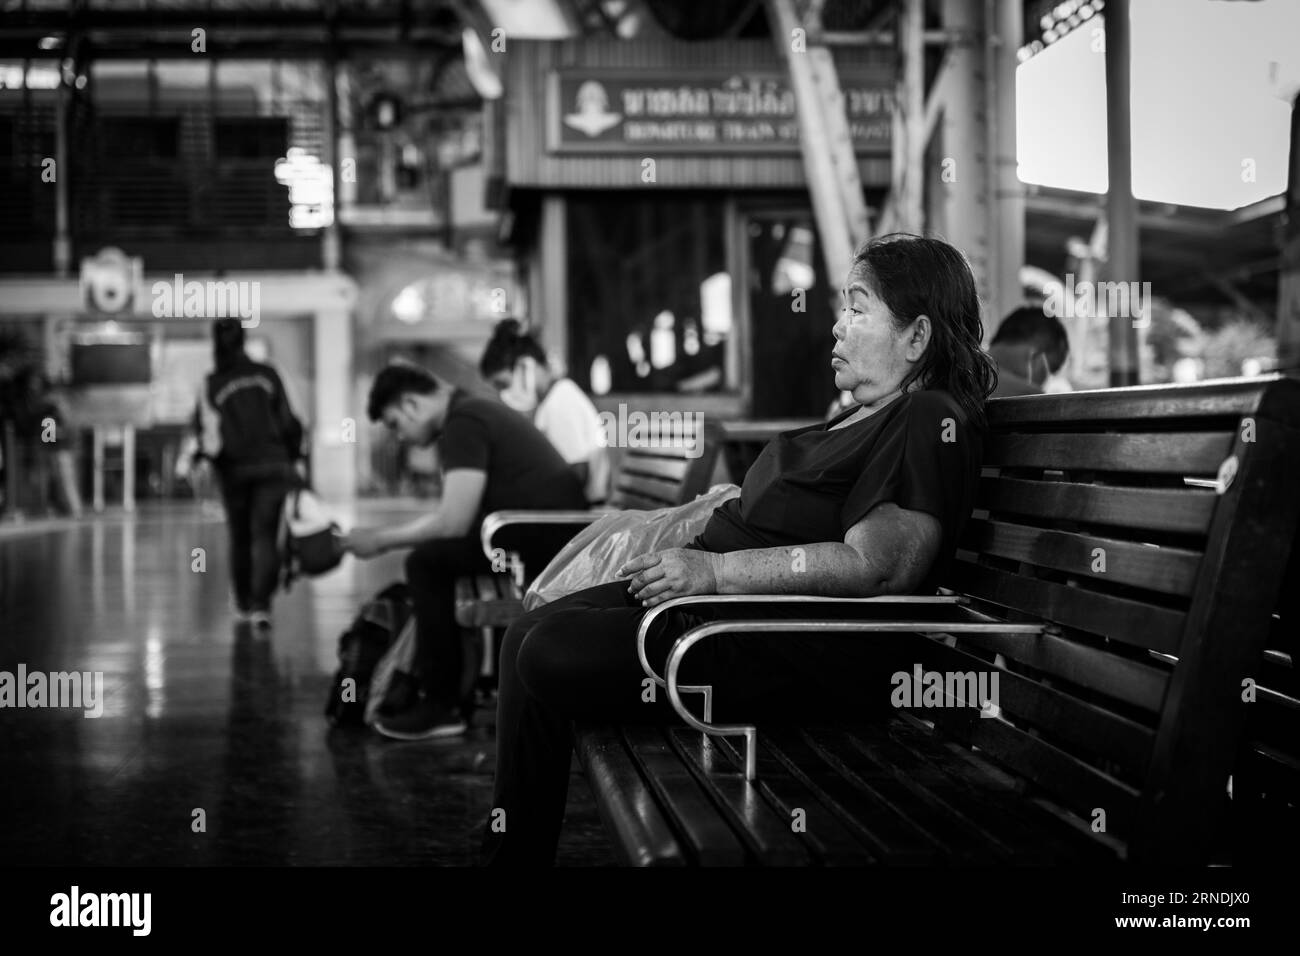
[480, 319, 610, 505]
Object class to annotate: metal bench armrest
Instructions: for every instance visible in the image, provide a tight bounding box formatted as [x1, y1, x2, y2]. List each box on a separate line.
[663, 617, 1048, 780]
[635, 593, 972, 687]
[480, 508, 618, 564]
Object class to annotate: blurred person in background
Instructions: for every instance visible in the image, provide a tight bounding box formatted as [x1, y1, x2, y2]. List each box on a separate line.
[988, 307, 1071, 398]
[480, 319, 610, 505]
[192, 319, 306, 632]
[6, 368, 83, 518]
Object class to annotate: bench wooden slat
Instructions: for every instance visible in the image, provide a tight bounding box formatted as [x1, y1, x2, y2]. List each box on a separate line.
[947, 560, 1187, 654]
[880, 715, 1119, 861]
[940, 626, 1169, 714]
[960, 518, 1203, 597]
[908, 634, 1157, 781]
[617, 455, 691, 483]
[984, 431, 1232, 474]
[802, 728, 1025, 862]
[922, 706, 1141, 837]
[742, 726, 944, 862]
[663, 730, 813, 865]
[703, 729, 883, 865]
[572, 723, 686, 867]
[611, 490, 667, 511]
[986, 379, 1275, 427]
[614, 473, 685, 507]
[976, 476, 1217, 536]
[621, 726, 749, 866]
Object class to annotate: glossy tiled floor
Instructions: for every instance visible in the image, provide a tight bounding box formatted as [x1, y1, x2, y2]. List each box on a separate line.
[0, 500, 615, 866]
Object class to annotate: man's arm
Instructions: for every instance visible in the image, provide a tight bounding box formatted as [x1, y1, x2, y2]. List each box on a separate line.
[349, 468, 487, 555]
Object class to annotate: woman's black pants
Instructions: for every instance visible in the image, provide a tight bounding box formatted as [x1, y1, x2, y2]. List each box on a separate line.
[218, 469, 291, 613]
[479, 579, 913, 866]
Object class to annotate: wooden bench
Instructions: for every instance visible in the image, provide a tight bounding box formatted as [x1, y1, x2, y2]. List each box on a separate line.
[1230, 520, 1300, 860]
[451, 420, 722, 688]
[573, 376, 1300, 865]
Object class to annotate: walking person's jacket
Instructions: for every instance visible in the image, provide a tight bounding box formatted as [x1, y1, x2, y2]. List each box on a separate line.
[194, 358, 304, 478]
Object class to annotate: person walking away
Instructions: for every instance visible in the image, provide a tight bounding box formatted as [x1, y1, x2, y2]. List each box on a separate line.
[192, 319, 306, 632]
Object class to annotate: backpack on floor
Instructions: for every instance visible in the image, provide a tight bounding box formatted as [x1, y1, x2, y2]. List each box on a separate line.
[325, 582, 413, 727]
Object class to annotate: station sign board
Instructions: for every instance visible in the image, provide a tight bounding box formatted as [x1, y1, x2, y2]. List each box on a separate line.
[547, 70, 893, 155]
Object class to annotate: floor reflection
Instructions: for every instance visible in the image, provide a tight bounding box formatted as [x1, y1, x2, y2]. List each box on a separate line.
[0, 501, 612, 866]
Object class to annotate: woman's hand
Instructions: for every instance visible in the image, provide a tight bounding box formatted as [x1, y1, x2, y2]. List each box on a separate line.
[618, 549, 721, 607]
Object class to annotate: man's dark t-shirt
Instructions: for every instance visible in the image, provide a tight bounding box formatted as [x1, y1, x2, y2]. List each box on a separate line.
[436, 388, 588, 529]
[688, 389, 984, 595]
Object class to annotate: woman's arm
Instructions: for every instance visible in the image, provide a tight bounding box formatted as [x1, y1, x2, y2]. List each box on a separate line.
[716, 503, 943, 598]
[622, 503, 944, 606]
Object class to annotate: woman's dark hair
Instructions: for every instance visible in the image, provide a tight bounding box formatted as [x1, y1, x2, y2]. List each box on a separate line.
[479, 318, 547, 378]
[212, 318, 246, 373]
[366, 362, 439, 422]
[850, 233, 999, 428]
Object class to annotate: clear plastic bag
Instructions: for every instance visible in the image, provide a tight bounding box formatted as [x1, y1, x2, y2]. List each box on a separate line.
[522, 483, 741, 611]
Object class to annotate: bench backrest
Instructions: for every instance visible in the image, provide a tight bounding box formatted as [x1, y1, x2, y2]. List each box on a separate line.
[1234, 520, 1300, 856]
[926, 376, 1300, 861]
[606, 419, 722, 510]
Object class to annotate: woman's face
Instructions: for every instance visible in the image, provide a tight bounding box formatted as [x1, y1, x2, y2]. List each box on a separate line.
[832, 269, 929, 407]
[493, 357, 541, 413]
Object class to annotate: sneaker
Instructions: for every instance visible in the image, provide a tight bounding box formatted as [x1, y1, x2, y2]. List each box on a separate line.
[377, 670, 421, 718]
[373, 697, 467, 741]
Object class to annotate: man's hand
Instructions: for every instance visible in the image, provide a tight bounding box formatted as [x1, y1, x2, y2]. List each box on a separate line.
[341, 527, 387, 559]
[618, 549, 721, 607]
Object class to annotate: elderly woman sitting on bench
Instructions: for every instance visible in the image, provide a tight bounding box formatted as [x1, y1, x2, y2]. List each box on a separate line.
[480, 233, 1000, 866]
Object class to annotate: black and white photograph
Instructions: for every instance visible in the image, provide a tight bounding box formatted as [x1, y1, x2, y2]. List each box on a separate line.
[0, 0, 1297, 937]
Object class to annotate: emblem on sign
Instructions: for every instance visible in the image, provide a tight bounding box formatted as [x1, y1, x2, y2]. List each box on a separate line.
[81, 247, 143, 315]
[564, 81, 622, 137]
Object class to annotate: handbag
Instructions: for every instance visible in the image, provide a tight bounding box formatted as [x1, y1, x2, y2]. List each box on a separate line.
[522, 483, 740, 611]
[284, 486, 344, 578]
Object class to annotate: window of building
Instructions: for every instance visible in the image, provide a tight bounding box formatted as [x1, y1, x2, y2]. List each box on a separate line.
[215, 118, 290, 159]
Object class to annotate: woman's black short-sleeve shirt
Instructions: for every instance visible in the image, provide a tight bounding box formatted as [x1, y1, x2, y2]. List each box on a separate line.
[689, 389, 984, 595]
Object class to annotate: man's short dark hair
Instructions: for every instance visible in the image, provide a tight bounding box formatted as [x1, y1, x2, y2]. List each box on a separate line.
[991, 307, 1070, 373]
[367, 363, 439, 422]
